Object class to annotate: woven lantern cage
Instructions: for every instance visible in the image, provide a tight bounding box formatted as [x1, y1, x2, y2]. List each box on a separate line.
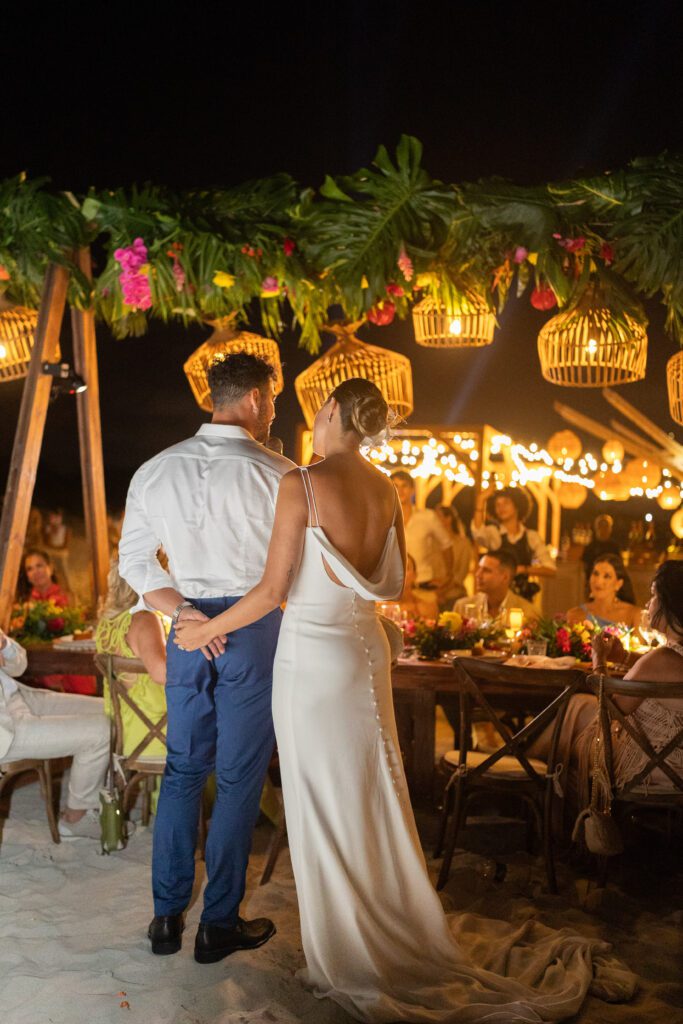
[294, 322, 413, 429]
[537, 301, 647, 387]
[0, 304, 38, 382]
[602, 438, 625, 466]
[657, 487, 682, 512]
[556, 480, 588, 509]
[183, 317, 284, 412]
[546, 429, 582, 463]
[667, 350, 683, 426]
[412, 294, 496, 348]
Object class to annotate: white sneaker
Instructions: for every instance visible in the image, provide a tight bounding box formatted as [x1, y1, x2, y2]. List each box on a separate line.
[58, 809, 101, 840]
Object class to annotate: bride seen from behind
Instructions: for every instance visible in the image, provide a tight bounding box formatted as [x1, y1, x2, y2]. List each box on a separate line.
[175, 378, 635, 1024]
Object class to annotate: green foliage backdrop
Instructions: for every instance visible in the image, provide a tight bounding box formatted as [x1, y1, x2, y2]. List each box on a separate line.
[0, 139, 681, 352]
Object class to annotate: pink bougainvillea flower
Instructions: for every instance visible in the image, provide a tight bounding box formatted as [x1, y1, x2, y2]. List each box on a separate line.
[600, 241, 615, 265]
[283, 237, 296, 256]
[513, 246, 528, 264]
[386, 282, 404, 296]
[530, 285, 557, 310]
[261, 276, 280, 297]
[367, 300, 396, 326]
[397, 245, 414, 281]
[554, 235, 586, 253]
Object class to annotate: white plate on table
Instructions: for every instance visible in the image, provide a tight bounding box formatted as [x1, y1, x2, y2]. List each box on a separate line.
[52, 635, 97, 651]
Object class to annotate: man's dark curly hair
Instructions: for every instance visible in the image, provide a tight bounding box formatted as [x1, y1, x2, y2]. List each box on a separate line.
[207, 351, 276, 409]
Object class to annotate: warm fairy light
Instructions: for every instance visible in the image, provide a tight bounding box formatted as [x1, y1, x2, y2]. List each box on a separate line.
[587, 338, 598, 354]
[0, 344, 6, 359]
[449, 318, 463, 336]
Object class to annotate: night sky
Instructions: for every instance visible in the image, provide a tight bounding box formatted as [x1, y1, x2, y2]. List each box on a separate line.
[1, 1, 682, 518]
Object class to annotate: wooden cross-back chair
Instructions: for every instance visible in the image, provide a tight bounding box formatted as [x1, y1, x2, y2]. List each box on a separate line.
[588, 672, 683, 883]
[0, 758, 60, 843]
[435, 658, 585, 893]
[94, 653, 168, 827]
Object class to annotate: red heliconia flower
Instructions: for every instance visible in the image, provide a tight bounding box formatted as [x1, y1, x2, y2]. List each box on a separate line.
[283, 237, 296, 256]
[386, 282, 404, 297]
[530, 285, 557, 310]
[367, 300, 396, 326]
[397, 245, 414, 281]
[554, 235, 585, 253]
[600, 241, 615, 265]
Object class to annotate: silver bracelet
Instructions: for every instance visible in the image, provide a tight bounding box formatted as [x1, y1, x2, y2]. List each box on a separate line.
[172, 600, 195, 625]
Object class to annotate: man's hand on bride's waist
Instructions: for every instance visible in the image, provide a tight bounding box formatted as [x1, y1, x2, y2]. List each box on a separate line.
[174, 608, 227, 660]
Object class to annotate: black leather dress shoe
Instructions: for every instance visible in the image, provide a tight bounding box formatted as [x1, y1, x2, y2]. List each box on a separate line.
[148, 914, 184, 955]
[194, 916, 276, 964]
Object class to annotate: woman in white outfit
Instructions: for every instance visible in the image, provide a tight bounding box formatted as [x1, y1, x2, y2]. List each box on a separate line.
[175, 378, 634, 1023]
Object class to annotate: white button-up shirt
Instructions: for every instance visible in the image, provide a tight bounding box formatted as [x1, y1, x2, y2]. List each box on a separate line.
[119, 424, 295, 599]
[470, 523, 555, 569]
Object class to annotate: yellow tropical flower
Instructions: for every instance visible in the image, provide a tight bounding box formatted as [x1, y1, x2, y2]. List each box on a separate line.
[361, 275, 369, 289]
[415, 272, 436, 288]
[213, 271, 236, 289]
[438, 611, 463, 633]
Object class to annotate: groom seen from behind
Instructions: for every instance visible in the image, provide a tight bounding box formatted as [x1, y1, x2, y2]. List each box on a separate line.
[119, 352, 294, 963]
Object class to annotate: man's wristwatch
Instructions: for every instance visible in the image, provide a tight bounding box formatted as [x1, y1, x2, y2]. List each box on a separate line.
[172, 600, 195, 626]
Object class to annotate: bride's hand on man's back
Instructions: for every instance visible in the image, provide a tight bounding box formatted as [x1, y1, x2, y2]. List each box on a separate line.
[174, 616, 227, 658]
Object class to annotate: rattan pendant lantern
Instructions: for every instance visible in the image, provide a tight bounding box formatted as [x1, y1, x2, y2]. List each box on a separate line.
[412, 294, 496, 348]
[294, 321, 413, 428]
[183, 316, 284, 412]
[667, 351, 683, 426]
[537, 289, 647, 387]
[0, 303, 38, 382]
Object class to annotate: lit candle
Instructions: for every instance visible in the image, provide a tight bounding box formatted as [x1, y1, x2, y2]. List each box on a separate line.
[508, 608, 524, 632]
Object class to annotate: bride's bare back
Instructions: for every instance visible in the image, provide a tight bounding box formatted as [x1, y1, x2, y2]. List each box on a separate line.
[303, 453, 405, 580]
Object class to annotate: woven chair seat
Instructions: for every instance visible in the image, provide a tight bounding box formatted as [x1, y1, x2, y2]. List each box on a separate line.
[443, 749, 548, 778]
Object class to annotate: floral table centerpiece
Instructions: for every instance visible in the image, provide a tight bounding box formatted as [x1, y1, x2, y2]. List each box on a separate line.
[10, 600, 86, 646]
[411, 612, 507, 661]
[519, 616, 596, 661]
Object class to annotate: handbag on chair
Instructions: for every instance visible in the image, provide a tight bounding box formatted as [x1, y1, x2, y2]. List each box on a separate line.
[572, 674, 623, 857]
[99, 726, 128, 854]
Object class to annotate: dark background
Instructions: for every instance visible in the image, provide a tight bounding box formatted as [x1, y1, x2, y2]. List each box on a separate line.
[1, 1, 681, 521]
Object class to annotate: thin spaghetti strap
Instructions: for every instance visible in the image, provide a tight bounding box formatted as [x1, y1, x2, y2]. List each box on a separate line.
[391, 483, 400, 524]
[300, 467, 320, 527]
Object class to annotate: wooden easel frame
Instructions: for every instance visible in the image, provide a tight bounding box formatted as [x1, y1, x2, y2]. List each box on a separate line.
[0, 250, 109, 628]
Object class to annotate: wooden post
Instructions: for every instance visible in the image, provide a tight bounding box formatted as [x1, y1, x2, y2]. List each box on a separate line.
[0, 265, 69, 629]
[71, 248, 109, 613]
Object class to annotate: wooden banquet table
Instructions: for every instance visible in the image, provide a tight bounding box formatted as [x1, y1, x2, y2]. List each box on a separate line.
[391, 657, 591, 804]
[22, 644, 102, 694]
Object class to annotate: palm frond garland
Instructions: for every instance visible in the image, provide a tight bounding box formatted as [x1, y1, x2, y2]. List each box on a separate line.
[0, 140, 681, 352]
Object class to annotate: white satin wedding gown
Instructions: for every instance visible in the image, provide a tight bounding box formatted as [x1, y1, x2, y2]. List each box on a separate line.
[272, 468, 634, 1023]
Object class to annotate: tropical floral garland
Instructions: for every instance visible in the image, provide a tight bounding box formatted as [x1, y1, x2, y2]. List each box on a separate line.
[0, 141, 681, 352]
[10, 600, 86, 644]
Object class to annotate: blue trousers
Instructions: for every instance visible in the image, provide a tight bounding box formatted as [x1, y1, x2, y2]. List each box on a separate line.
[152, 597, 280, 926]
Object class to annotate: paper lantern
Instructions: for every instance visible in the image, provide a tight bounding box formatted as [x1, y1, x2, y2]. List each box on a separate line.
[667, 351, 683, 426]
[537, 303, 647, 387]
[602, 438, 625, 465]
[556, 481, 588, 509]
[624, 458, 661, 489]
[547, 430, 582, 463]
[0, 304, 38, 382]
[412, 294, 496, 348]
[671, 508, 683, 540]
[594, 469, 631, 502]
[183, 317, 284, 412]
[295, 322, 413, 429]
[657, 488, 682, 511]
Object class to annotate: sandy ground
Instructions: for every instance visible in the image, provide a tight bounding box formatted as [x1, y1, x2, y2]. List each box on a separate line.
[1, 776, 682, 1024]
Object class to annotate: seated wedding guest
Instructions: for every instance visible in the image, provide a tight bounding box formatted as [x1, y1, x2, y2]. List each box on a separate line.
[534, 560, 683, 810]
[581, 514, 620, 580]
[396, 554, 439, 621]
[392, 472, 453, 602]
[18, 549, 94, 695]
[0, 627, 110, 839]
[472, 487, 555, 603]
[19, 549, 71, 606]
[453, 550, 537, 626]
[95, 560, 167, 811]
[435, 505, 472, 605]
[567, 553, 641, 629]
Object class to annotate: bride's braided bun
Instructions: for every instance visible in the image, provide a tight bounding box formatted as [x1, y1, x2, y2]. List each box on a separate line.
[330, 378, 390, 442]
